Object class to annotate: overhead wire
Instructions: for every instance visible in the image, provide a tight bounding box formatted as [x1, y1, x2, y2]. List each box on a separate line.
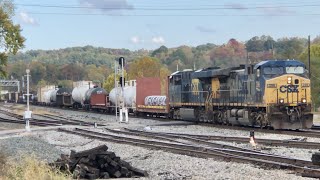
[13, 2, 320, 17]
[14, 3, 320, 10]
[23, 12, 320, 17]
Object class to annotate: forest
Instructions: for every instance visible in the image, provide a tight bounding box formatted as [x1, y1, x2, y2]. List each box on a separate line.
[6, 35, 320, 108]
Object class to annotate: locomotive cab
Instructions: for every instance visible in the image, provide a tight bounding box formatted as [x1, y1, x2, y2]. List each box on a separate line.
[255, 60, 313, 129]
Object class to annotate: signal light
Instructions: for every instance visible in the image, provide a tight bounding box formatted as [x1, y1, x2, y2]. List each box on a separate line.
[119, 77, 125, 87]
[119, 57, 125, 66]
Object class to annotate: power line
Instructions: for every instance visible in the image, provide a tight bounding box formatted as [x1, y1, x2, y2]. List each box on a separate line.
[15, 3, 320, 11]
[24, 12, 320, 17]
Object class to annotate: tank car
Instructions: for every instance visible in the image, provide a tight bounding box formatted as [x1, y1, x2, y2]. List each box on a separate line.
[72, 86, 90, 109]
[109, 80, 136, 112]
[37, 85, 55, 105]
[83, 86, 108, 111]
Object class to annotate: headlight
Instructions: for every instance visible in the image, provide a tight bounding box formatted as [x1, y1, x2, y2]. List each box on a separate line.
[279, 99, 284, 104]
[287, 77, 292, 84]
[301, 98, 307, 103]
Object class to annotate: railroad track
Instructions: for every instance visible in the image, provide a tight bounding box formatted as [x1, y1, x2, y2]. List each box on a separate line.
[0, 108, 101, 127]
[0, 117, 62, 126]
[32, 103, 320, 138]
[121, 128, 320, 149]
[58, 128, 320, 178]
[4, 103, 320, 138]
[196, 123, 320, 138]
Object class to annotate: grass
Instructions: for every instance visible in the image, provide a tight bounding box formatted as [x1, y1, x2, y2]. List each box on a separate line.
[0, 152, 71, 180]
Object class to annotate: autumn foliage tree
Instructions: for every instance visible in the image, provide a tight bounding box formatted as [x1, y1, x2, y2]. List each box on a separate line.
[128, 56, 170, 94]
[209, 39, 246, 67]
[0, 1, 25, 77]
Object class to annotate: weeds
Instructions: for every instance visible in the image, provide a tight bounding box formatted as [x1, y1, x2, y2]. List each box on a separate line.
[0, 152, 71, 180]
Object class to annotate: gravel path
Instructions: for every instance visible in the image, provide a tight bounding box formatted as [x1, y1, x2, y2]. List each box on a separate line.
[0, 103, 318, 179]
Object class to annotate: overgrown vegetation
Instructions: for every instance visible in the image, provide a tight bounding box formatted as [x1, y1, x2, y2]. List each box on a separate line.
[0, 152, 71, 180]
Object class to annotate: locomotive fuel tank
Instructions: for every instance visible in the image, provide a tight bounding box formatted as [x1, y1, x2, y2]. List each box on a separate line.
[180, 108, 196, 121]
[228, 109, 252, 126]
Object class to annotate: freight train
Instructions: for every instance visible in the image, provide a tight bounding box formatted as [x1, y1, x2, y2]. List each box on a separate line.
[4, 59, 313, 130]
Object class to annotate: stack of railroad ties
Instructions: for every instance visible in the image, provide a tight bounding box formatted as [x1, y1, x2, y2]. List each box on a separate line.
[52, 145, 148, 179]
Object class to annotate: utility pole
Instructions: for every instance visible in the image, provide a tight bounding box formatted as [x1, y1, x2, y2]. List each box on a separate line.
[308, 35, 311, 78]
[24, 69, 32, 131]
[114, 61, 118, 121]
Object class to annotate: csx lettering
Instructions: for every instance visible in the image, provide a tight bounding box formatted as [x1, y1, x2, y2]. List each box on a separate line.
[280, 85, 299, 93]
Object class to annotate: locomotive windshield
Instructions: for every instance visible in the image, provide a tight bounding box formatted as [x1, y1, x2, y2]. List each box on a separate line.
[263, 67, 284, 75]
[262, 66, 305, 77]
[286, 66, 304, 74]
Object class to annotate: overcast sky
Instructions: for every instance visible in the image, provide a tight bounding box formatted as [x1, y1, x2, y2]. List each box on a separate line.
[13, 0, 320, 51]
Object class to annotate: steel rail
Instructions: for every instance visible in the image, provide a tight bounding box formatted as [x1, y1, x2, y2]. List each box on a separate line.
[124, 128, 320, 149]
[58, 128, 320, 178]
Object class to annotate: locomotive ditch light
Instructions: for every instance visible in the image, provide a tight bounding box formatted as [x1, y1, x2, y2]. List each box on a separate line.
[279, 99, 284, 104]
[301, 98, 307, 103]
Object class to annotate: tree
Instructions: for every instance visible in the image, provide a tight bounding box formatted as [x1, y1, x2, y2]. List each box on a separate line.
[312, 35, 320, 45]
[103, 70, 128, 92]
[128, 56, 171, 92]
[299, 44, 320, 109]
[30, 61, 46, 84]
[274, 37, 307, 59]
[151, 45, 168, 57]
[0, 2, 25, 77]
[128, 57, 163, 79]
[209, 39, 246, 67]
[245, 36, 265, 52]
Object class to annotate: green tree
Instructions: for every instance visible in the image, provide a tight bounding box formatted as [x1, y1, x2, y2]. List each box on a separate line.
[275, 37, 307, 59]
[299, 44, 320, 109]
[0, 2, 25, 77]
[103, 70, 127, 92]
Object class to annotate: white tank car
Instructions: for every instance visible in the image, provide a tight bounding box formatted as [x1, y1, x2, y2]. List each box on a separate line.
[72, 86, 90, 105]
[50, 89, 59, 102]
[109, 86, 136, 108]
[44, 89, 55, 103]
[144, 96, 166, 106]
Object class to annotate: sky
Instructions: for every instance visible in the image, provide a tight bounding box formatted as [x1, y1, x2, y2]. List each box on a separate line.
[12, 0, 320, 51]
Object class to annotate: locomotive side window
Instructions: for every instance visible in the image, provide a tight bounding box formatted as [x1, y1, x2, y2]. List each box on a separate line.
[174, 75, 181, 85]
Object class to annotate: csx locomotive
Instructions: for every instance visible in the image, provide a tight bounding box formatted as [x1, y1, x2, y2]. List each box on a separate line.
[169, 59, 313, 129]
